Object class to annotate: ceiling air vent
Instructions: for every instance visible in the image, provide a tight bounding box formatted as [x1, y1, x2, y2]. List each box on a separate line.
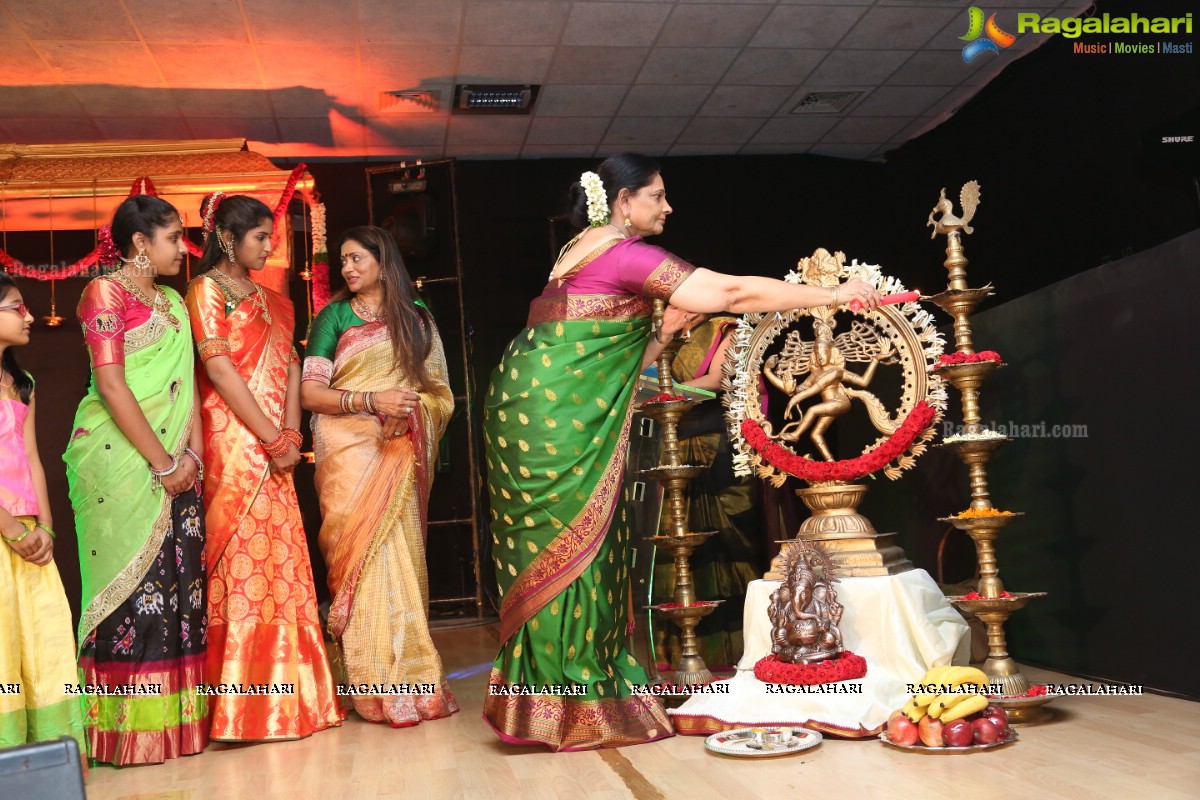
[453, 84, 539, 114]
[379, 90, 441, 113]
[790, 92, 862, 114]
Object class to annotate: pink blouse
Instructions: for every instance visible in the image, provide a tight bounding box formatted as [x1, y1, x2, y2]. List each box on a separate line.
[77, 277, 154, 368]
[0, 384, 38, 517]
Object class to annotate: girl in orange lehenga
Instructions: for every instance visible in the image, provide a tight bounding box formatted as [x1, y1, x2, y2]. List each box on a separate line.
[185, 194, 343, 740]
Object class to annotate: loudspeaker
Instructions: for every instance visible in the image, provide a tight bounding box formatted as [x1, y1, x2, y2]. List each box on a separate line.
[0, 737, 86, 799]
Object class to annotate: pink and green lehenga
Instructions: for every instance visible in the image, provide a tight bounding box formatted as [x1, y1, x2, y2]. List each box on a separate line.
[482, 235, 694, 750]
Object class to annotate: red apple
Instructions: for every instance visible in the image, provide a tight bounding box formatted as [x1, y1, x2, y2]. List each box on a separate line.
[918, 715, 944, 748]
[972, 718, 1000, 745]
[942, 719, 974, 747]
[887, 715, 919, 746]
[982, 705, 1009, 735]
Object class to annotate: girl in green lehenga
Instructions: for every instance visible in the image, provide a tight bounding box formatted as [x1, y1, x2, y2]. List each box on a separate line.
[482, 153, 882, 751]
[64, 196, 209, 765]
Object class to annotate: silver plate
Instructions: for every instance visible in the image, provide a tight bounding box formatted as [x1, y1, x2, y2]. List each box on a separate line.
[704, 727, 823, 758]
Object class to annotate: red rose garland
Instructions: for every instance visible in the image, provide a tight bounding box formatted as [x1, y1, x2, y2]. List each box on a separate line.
[754, 652, 867, 686]
[937, 350, 1001, 367]
[3, 165, 311, 280]
[740, 400, 936, 483]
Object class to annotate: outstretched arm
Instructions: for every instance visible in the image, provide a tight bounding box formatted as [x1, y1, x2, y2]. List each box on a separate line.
[669, 269, 880, 315]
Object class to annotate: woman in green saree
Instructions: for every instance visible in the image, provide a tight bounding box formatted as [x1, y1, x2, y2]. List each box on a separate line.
[483, 154, 882, 750]
[64, 196, 209, 765]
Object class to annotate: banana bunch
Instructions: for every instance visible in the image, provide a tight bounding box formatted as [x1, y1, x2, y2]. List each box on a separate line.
[901, 665, 989, 724]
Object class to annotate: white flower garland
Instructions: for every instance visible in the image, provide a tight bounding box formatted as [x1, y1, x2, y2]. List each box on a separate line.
[580, 171, 609, 227]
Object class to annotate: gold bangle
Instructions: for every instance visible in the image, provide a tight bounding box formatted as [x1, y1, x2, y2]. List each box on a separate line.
[830, 286, 840, 306]
[3, 521, 31, 544]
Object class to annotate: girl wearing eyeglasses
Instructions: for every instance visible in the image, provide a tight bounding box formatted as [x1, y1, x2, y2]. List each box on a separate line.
[0, 272, 86, 767]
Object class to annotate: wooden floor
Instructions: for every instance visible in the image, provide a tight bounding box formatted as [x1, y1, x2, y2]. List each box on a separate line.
[84, 624, 1199, 800]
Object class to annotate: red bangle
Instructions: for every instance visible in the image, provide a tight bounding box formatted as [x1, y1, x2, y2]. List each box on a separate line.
[281, 428, 303, 449]
[261, 432, 291, 459]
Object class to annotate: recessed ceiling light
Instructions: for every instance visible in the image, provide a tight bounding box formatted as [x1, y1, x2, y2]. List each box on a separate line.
[453, 84, 539, 114]
[790, 92, 862, 114]
[379, 90, 441, 113]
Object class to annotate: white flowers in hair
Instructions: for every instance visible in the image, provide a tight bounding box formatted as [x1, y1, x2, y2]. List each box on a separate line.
[580, 171, 609, 227]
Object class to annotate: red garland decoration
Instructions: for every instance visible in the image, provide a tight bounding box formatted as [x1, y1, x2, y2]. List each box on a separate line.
[270, 164, 307, 251]
[312, 255, 332, 313]
[937, 350, 1000, 367]
[646, 392, 685, 403]
[3, 166, 311, 280]
[753, 652, 868, 686]
[740, 401, 936, 482]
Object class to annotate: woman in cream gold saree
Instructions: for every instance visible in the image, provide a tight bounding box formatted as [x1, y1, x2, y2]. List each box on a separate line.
[301, 226, 456, 727]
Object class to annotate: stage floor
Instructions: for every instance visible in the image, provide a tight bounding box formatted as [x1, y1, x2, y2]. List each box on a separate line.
[84, 624, 1199, 799]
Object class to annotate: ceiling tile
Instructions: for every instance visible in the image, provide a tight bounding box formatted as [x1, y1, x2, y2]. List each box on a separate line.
[676, 116, 762, 145]
[526, 117, 611, 145]
[361, 46, 457, 86]
[36, 41, 162, 85]
[125, 0, 248, 44]
[602, 117, 690, 145]
[923, 7, 1055, 50]
[561, 3, 671, 47]
[699, 85, 792, 117]
[619, 85, 711, 117]
[533, 85, 629, 117]
[839, 6, 962, 50]
[174, 88, 271, 118]
[750, 116, 841, 145]
[186, 117, 281, 143]
[451, 144, 526, 159]
[149, 44, 262, 87]
[276, 117, 337, 147]
[4, 0, 136, 41]
[358, 0, 465, 44]
[803, 49, 911, 87]
[7, 86, 87, 120]
[807, 142, 881, 160]
[750, 5, 869, 49]
[849, 86, 949, 117]
[271, 86, 361, 118]
[361, 116, 449, 147]
[260, 45, 361, 87]
[241, 0, 358, 43]
[886, 49, 989, 86]
[667, 144, 743, 155]
[0, 40, 52, 82]
[520, 144, 597, 158]
[457, 46, 554, 83]
[92, 116, 194, 140]
[637, 48, 738, 85]
[738, 144, 812, 155]
[722, 49, 825, 86]
[595, 144, 671, 157]
[69, 85, 177, 117]
[447, 116, 531, 145]
[547, 47, 648, 84]
[0, 117, 102, 143]
[820, 116, 910, 144]
[463, 1, 570, 46]
[657, 3, 772, 48]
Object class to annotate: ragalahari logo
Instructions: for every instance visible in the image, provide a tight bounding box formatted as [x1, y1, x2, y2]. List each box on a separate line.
[960, 7, 1017, 63]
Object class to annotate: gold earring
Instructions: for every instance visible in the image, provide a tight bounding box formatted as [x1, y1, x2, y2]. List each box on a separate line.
[623, 217, 632, 228]
[217, 229, 238, 267]
[123, 247, 154, 276]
